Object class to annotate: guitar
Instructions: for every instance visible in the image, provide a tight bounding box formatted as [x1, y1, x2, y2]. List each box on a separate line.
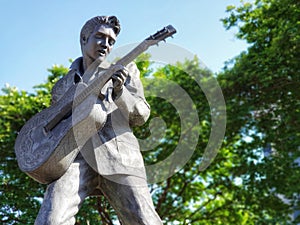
[14, 25, 176, 184]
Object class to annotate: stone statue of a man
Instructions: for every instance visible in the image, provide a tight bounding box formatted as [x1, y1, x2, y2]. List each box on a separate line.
[35, 15, 163, 225]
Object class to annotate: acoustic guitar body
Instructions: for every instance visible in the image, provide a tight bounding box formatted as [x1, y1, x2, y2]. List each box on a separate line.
[15, 82, 107, 184]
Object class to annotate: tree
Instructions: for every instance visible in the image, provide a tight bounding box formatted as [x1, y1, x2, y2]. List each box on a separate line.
[218, 0, 300, 223]
[0, 65, 68, 224]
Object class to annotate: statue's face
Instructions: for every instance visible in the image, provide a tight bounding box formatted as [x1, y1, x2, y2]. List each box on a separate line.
[82, 24, 116, 63]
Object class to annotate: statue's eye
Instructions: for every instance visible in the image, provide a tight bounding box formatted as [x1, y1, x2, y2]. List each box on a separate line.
[108, 38, 115, 46]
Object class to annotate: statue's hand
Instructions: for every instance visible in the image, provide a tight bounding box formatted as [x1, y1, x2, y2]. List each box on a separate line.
[112, 66, 128, 97]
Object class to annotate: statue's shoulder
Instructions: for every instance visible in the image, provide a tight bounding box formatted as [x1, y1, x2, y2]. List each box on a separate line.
[126, 61, 140, 78]
[51, 58, 83, 102]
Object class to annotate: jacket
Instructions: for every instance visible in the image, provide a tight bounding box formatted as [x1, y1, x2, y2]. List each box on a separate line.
[51, 57, 150, 179]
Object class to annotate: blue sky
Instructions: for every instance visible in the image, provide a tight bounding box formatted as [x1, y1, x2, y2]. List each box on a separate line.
[0, 0, 248, 92]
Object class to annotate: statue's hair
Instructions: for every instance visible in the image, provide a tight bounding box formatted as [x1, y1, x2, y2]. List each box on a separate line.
[80, 16, 121, 45]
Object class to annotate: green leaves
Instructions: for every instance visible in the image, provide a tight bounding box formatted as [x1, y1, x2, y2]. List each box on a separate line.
[0, 66, 67, 224]
[220, 0, 300, 223]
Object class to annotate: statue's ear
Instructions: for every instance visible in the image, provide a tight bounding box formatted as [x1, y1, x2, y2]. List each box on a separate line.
[82, 36, 87, 45]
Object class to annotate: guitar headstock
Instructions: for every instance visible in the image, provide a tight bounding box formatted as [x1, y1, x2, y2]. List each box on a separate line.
[146, 25, 177, 46]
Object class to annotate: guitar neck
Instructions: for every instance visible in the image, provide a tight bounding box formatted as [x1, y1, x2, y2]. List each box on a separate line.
[45, 25, 176, 131]
[115, 41, 149, 66]
[72, 24, 177, 107]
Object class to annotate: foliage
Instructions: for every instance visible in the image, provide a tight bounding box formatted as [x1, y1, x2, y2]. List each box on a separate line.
[136, 57, 248, 224]
[0, 65, 67, 224]
[219, 0, 300, 223]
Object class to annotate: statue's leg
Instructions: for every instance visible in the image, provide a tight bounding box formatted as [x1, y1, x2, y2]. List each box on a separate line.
[35, 153, 98, 225]
[98, 174, 163, 225]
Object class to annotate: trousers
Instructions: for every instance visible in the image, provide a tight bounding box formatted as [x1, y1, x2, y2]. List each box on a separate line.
[35, 153, 163, 225]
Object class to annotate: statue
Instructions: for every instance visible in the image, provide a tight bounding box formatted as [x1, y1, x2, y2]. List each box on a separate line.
[14, 16, 177, 224]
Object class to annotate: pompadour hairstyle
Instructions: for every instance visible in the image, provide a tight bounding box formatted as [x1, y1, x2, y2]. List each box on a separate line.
[80, 16, 121, 45]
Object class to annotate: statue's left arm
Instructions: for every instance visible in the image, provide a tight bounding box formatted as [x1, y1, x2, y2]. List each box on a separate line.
[113, 62, 150, 127]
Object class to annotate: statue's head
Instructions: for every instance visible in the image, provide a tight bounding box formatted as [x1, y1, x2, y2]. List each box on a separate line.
[80, 16, 121, 46]
[80, 16, 121, 66]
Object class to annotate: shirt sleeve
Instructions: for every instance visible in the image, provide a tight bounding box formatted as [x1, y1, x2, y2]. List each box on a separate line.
[113, 62, 150, 127]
